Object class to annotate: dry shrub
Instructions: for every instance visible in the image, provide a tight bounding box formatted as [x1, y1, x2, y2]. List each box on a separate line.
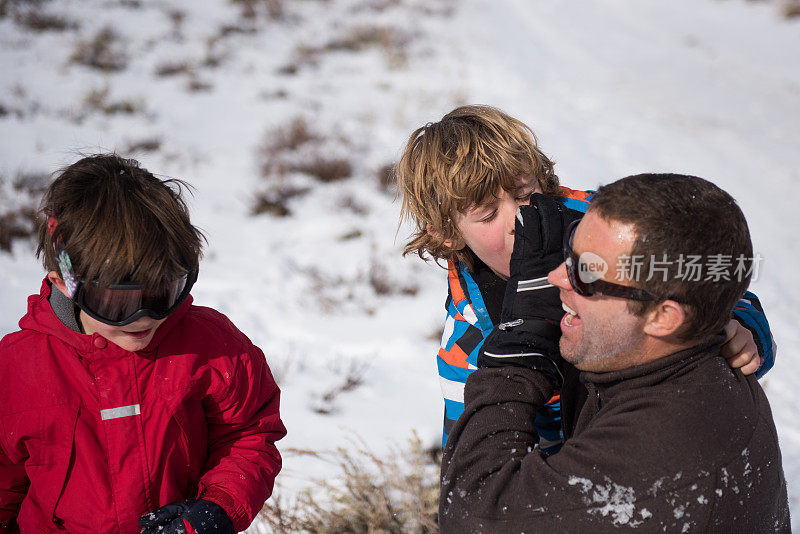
[251, 184, 311, 217]
[0, 171, 49, 252]
[82, 86, 141, 116]
[154, 60, 193, 77]
[231, 0, 284, 20]
[377, 162, 395, 193]
[298, 157, 352, 183]
[124, 138, 162, 153]
[783, 0, 800, 17]
[259, 117, 353, 183]
[260, 433, 440, 533]
[296, 24, 412, 68]
[14, 10, 78, 32]
[187, 78, 213, 92]
[369, 260, 419, 297]
[71, 26, 128, 72]
[311, 360, 368, 415]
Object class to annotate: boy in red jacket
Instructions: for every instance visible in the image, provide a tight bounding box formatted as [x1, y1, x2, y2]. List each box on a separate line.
[0, 154, 286, 533]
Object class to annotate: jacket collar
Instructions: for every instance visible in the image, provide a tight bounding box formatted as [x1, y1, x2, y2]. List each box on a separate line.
[580, 335, 726, 393]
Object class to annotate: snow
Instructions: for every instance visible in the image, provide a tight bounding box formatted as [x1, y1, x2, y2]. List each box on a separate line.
[2, 0, 799, 531]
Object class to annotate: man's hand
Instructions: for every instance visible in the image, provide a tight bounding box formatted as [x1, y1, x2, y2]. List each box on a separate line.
[139, 499, 234, 534]
[478, 194, 583, 386]
[721, 319, 762, 375]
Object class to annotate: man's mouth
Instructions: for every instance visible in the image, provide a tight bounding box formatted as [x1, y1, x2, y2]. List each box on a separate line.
[562, 303, 580, 328]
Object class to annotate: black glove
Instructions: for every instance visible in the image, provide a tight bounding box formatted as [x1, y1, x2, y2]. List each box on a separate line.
[478, 193, 583, 386]
[139, 499, 235, 534]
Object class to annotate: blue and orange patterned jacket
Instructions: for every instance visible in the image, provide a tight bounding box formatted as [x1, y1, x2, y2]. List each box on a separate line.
[436, 186, 777, 449]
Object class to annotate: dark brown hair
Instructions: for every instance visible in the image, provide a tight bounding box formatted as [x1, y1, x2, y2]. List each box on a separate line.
[397, 105, 560, 270]
[589, 173, 753, 342]
[36, 154, 205, 290]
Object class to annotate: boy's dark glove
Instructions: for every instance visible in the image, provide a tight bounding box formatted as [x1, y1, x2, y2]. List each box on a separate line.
[478, 193, 583, 387]
[139, 499, 235, 534]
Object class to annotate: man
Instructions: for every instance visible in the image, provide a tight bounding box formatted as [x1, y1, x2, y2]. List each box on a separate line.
[439, 174, 789, 533]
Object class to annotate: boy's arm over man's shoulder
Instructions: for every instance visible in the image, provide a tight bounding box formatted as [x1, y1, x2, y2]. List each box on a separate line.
[190, 308, 287, 532]
[731, 291, 776, 378]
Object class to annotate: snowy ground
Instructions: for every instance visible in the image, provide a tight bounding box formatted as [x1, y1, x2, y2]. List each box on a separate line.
[1, 0, 799, 531]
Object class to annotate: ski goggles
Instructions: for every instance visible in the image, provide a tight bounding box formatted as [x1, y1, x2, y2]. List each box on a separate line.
[563, 219, 659, 302]
[47, 216, 197, 326]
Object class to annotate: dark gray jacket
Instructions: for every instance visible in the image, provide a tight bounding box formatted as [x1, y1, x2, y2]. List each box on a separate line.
[440, 340, 790, 533]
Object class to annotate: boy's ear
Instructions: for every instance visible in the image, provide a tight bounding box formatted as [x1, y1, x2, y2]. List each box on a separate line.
[47, 271, 71, 298]
[642, 300, 686, 339]
[426, 223, 464, 250]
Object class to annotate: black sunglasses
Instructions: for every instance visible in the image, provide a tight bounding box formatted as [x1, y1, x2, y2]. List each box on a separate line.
[563, 219, 661, 302]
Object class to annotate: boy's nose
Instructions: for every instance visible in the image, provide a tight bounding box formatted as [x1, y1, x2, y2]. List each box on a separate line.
[507, 204, 521, 235]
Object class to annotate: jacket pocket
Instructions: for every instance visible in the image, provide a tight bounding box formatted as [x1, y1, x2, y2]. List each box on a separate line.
[2, 403, 79, 532]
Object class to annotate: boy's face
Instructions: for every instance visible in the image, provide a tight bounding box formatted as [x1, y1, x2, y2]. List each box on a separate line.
[451, 176, 541, 279]
[49, 271, 168, 352]
[79, 311, 167, 352]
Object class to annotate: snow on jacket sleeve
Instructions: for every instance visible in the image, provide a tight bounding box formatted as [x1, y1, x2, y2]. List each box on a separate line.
[440, 359, 789, 533]
[193, 314, 287, 532]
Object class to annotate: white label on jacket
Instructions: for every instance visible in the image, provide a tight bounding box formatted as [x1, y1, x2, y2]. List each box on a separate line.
[100, 404, 141, 420]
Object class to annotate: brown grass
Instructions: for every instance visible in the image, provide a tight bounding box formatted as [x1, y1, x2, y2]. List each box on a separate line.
[0, 171, 49, 252]
[154, 60, 193, 77]
[783, 0, 800, 18]
[258, 117, 353, 183]
[14, 10, 78, 32]
[71, 26, 128, 72]
[251, 184, 311, 217]
[377, 162, 396, 193]
[260, 433, 440, 533]
[294, 24, 412, 69]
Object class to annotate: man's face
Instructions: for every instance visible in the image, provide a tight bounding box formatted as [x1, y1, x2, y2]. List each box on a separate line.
[79, 311, 167, 352]
[452, 176, 541, 279]
[547, 211, 648, 372]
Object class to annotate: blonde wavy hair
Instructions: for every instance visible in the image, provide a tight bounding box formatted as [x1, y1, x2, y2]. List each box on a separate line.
[397, 105, 559, 270]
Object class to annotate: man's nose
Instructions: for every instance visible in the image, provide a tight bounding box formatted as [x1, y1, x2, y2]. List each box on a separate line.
[548, 261, 570, 291]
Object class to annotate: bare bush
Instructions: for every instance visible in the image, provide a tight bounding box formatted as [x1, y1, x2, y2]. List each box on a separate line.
[251, 184, 310, 217]
[231, 0, 285, 20]
[0, 171, 49, 253]
[81, 86, 141, 116]
[14, 10, 78, 32]
[369, 260, 419, 297]
[260, 433, 440, 533]
[154, 60, 193, 77]
[187, 78, 213, 92]
[297, 156, 352, 182]
[295, 24, 412, 69]
[783, 0, 800, 17]
[258, 117, 353, 183]
[377, 162, 396, 193]
[311, 359, 369, 415]
[71, 26, 128, 72]
[124, 138, 162, 154]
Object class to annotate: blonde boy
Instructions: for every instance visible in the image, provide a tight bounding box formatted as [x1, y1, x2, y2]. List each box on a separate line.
[397, 105, 775, 448]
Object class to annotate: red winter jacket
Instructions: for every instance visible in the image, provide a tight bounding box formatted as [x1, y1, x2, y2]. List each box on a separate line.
[0, 280, 286, 533]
